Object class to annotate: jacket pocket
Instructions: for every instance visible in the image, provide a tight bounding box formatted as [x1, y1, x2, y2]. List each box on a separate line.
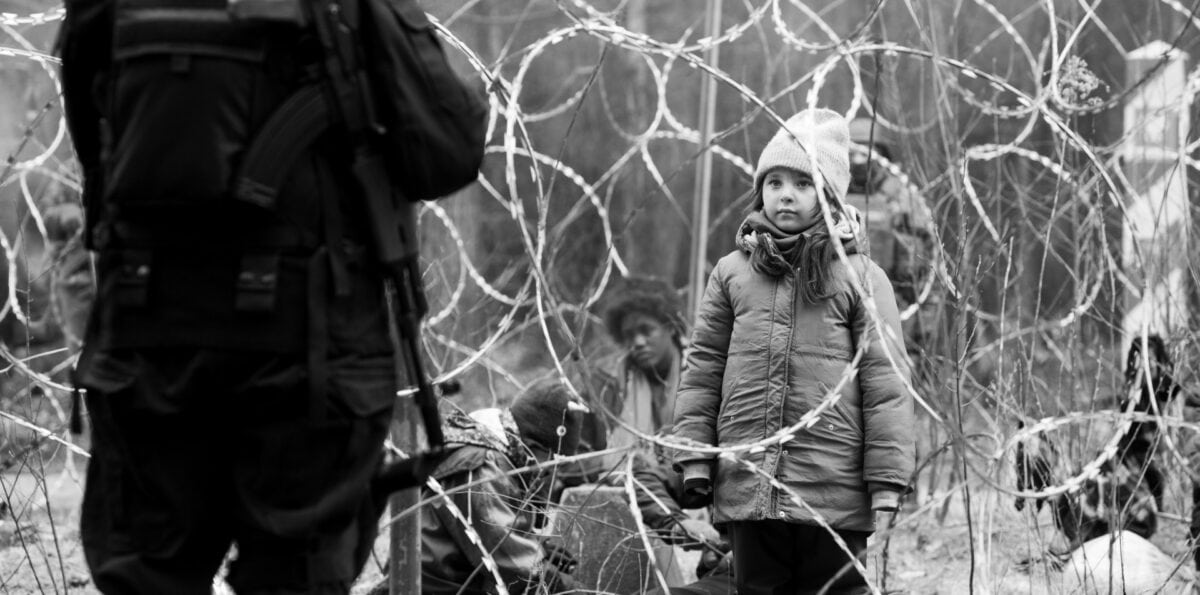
[829, 397, 863, 438]
[807, 383, 863, 446]
[717, 379, 755, 435]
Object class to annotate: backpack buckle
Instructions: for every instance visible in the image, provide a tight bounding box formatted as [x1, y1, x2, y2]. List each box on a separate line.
[116, 251, 152, 307]
[235, 254, 280, 312]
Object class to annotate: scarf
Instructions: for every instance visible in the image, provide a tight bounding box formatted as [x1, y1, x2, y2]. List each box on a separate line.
[735, 208, 862, 278]
[608, 347, 681, 454]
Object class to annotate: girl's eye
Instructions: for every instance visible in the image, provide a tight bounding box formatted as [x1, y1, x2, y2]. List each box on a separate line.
[797, 178, 812, 188]
[767, 179, 783, 188]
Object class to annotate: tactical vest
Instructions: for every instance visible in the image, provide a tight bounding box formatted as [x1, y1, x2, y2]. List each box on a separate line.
[88, 0, 390, 355]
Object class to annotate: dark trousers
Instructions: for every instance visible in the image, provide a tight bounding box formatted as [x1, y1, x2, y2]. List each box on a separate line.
[1191, 486, 1200, 570]
[645, 566, 734, 595]
[79, 348, 395, 594]
[728, 520, 870, 595]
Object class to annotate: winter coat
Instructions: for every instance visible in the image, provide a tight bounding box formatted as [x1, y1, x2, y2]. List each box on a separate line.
[421, 414, 572, 594]
[673, 249, 915, 532]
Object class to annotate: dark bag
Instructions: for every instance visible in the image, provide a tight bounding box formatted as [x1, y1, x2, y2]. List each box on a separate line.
[358, 0, 488, 201]
[70, 0, 403, 355]
[232, 0, 487, 205]
[102, 0, 307, 230]
[100, 0, 485, 231]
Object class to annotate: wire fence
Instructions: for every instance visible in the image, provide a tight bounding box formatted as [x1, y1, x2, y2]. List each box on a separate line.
[2, 0, 1200, 593]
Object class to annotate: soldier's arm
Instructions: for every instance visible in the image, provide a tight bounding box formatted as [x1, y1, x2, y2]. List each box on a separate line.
[59, 0, 113, 172]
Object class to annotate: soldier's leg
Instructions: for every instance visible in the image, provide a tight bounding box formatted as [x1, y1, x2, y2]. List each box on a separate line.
[80, 350, 234, 594]
[226, 353, 394, 594]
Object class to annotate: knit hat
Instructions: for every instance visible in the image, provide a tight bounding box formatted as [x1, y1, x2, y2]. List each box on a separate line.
[753, 108, 852, 205]
[510, 378, 584, 456]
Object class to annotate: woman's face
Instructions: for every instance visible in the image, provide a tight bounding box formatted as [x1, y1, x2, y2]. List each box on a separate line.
[761, 167, 819, 233]
[619, 311, 676, 375]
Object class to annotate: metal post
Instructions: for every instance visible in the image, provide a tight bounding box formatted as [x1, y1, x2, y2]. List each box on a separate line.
[388, 400, 422, 594]
[1120, 41, 1191, 349]
[687, 0, 722, 317]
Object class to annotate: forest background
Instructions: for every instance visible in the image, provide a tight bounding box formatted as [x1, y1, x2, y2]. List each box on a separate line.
[3, 0, 1200, 593]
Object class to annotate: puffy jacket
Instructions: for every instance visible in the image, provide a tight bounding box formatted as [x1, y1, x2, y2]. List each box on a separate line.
[421, 443, 572, 594]
[673, 250, 915, 531]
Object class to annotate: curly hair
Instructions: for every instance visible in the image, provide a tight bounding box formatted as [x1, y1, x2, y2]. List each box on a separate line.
[600, 277, 687, 348]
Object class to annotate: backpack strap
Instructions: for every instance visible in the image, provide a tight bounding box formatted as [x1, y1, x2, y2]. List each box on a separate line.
[305, 159, 353, 422]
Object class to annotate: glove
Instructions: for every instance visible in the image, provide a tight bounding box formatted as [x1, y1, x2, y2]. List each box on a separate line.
[682, 475, 713, 508]
[371, 453, 440, 501]
[542, 540, 578, 575]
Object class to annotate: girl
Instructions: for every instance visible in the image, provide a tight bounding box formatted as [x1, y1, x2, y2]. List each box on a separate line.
[672, 108, 916, 595]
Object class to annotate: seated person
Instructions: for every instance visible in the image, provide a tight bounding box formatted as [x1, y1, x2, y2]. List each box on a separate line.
[421, 379, 583, 594]
[561, 277, 689, 485]
[601, 277, 687, 450]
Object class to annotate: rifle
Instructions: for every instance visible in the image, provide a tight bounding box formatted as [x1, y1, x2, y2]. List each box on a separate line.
[228, 0, 450, 489]
[305, 0, 446, 480]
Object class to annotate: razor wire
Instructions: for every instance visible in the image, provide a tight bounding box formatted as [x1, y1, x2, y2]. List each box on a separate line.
[4, 0, 1200, 592]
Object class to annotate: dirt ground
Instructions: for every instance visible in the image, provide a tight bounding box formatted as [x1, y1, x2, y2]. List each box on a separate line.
[1, 465, 92, 594]
[3, 464, 1198, 594]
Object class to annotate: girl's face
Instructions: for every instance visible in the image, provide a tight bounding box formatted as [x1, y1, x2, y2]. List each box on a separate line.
[761, 167, 819, 233]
